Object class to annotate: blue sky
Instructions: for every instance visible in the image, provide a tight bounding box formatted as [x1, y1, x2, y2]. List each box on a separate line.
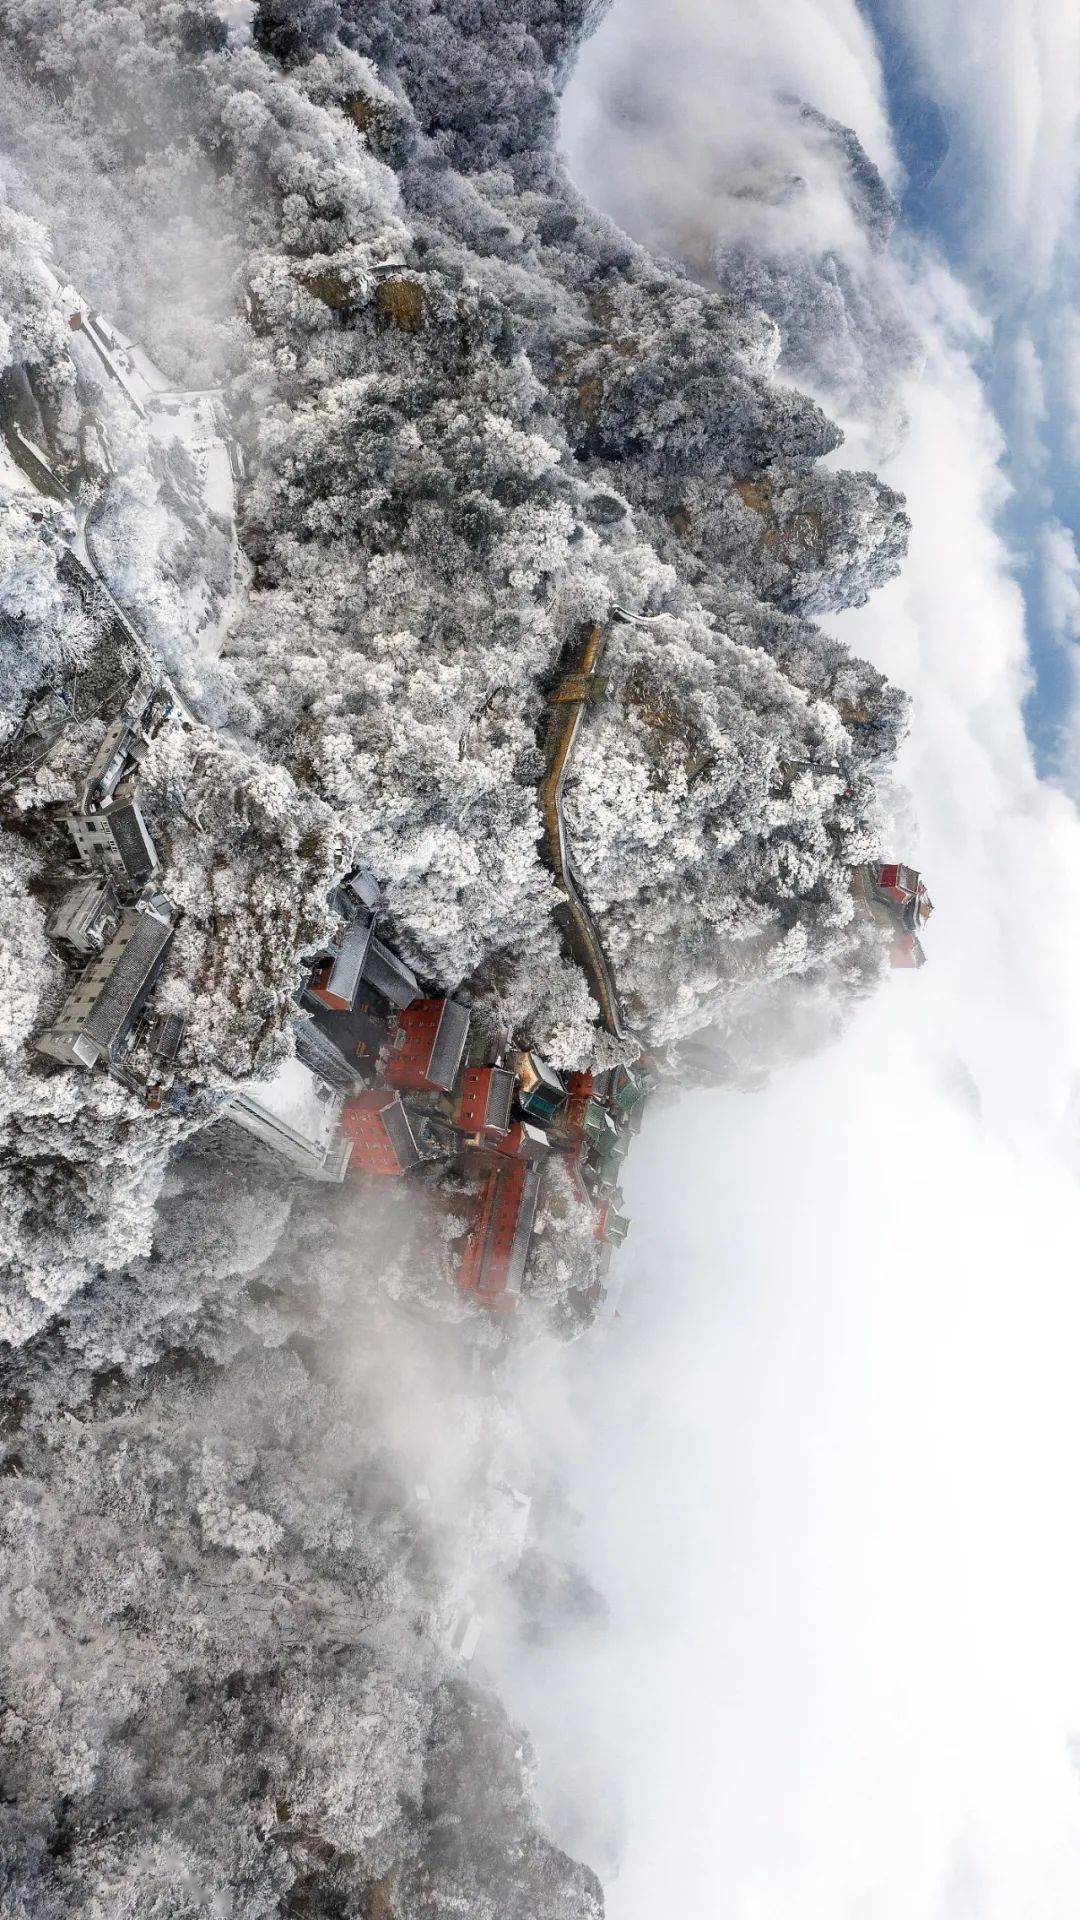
[861, 0, 1079, 779]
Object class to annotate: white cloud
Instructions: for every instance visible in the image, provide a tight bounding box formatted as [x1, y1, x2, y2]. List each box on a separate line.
[1039, 518, 1080, 642]
[1007, 326, 1050, 473]
[560, 0, 899, 267]
[891, 0, 1079, 289]
[563, 0, 1079, 296]
[480, 3, 1080, 1914]
[818, 292, 1080, 1148]
[1053, 308, 1080, 468]
[500, 1045, 1080, 1919]
[1012, 328, 1048, 420]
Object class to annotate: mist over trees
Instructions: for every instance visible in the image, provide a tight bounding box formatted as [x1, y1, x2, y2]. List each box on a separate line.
[0, 0, 919, 1909]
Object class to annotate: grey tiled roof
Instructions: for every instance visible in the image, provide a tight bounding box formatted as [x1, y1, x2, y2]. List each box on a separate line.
[106, 799, 158, 883]
[361, 935, 419, 1010]
[484, 1067, 517, 1134]
[505, 1162, 542, 1296]
[325, 913, 374, 1007]
[151, 1012, 186, 1062]
[293, 1016, 360, 1090]
[428, 998, 471, 1093]
[381, 1095, 423, 1171]
[346, 868, 382, 912]
[67, 909, 173, 1056]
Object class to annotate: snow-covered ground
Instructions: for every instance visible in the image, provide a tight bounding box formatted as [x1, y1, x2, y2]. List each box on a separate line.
[0, 431, 40, 499]
[241, 1055, 342, 1155]
[147, 391, 242, 656]
[0, 7, 940, 1915]
[43, 264, 243, 659]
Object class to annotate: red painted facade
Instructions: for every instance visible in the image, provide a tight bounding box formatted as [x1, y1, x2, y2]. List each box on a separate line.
[457, 1159, 532, 1313]
[889, 932, 926, 970]
[493, 1121, 547, 1159]
[562, 1095, 592, 1140]
[565, 1070, 594, 1099]
[453, 1066, 504, 1135]
[341, 1090, 409, 1175]
[495, 1123, 525, 1157]
[385, 998, 450, 1092]
[307, 957, 349, 1012]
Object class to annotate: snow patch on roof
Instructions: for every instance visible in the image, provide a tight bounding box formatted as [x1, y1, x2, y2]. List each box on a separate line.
[246, 1055, 339, 1152]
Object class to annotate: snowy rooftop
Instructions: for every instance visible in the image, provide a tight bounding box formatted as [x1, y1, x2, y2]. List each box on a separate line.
[246, 1056, 340, 1152]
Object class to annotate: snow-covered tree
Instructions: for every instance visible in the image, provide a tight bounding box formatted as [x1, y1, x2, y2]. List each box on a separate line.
[0, 0, 925, 1909]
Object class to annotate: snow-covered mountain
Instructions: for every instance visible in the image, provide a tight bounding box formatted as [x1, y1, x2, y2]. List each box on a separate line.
[0, 3, 922, 1914]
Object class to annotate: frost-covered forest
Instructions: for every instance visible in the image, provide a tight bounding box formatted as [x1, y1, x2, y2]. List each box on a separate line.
[0, 1, 917, 1912]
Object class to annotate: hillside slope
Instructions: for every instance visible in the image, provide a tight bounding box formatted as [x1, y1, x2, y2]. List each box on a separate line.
[0, 2, 919, 1912]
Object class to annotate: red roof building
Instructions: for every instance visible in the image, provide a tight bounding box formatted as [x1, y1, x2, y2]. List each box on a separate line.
[560, 1094, 607, 1146]
[595, 1198, 630, 1247]
[889, 931, 927, 970]
[306, 917, 374, 1012]
[858, 862, 933, 969]
[385, 997, 471, 1093]
[341, 1089, 422, 1175]
[454, 1065, 517, 1138]
[494, 1120, 550, 1161]
[457, 1158, 542, 1313]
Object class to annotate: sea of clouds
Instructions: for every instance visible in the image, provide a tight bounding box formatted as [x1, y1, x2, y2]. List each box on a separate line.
[480, 4, 1080, 1915]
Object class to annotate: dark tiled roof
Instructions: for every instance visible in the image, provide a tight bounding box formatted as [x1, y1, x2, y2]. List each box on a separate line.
[505, 1162, 542, 1295]
[106, 800, 158, 883]
[293, 1016, 360, 1090]
[151, 1012, 186, 1062]
[361, 935, 419, 1010]
[381, 1095, 423, 1171]
[82, 910, 172, 1053]
[428, 998, 471, 1092]
[485, 1067, 517, 1134]
[325, 912, 374, 1007]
